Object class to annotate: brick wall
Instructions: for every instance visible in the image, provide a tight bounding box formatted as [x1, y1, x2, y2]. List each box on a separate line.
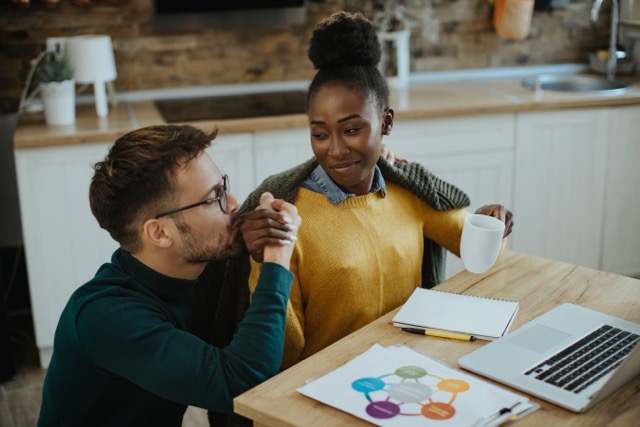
[0, 0, 609, 109]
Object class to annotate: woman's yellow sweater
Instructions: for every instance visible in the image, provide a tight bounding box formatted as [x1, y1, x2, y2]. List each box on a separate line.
[249, 182, 468, 369]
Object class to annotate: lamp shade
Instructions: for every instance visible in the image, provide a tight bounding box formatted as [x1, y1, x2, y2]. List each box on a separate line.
[65, 35, 117, 118]
[66, 35, 117, 83]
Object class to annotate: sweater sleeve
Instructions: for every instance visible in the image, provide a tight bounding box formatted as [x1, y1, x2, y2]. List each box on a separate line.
[419, 205, 509, 258]
[249, 257, 305, 370]
[76, 262, 292, 414]
[420, 203, 470, 257]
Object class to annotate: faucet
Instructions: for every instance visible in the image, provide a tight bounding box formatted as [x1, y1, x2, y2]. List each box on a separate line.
[591, 0, 619, 80]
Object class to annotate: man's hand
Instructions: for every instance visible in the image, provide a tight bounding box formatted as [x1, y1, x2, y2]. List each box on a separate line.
[240, 193, 301, 264]
[258, 193, 301, 268]
[381, 144, 408, 164]
[474, 204, 514, 238]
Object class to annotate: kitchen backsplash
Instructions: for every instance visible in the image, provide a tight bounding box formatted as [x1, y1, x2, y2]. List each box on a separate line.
[0, 0, 609, 109]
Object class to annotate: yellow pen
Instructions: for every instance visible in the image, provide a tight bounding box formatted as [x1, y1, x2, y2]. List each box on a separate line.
[401, 327, 476, 342]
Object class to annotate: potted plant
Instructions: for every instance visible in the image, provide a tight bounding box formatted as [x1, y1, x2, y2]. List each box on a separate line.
[351, 0, 440, 88]
[373, 1, 414, 88]
[36, 51, 76, 126]
[368, 0, 439, 41]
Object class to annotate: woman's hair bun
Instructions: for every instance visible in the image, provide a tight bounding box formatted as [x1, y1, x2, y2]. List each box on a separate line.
[308, 11, 381, 70]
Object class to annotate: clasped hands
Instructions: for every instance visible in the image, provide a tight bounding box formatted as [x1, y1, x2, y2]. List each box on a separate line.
[239, 192, 301, 265]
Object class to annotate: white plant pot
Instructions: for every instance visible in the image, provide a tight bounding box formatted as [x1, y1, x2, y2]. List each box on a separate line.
[40, 80, 76, 126]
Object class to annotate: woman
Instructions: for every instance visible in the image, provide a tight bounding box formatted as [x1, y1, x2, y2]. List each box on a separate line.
[240, 11, 514, 370]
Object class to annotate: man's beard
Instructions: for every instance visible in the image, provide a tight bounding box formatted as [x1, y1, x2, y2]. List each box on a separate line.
[174, 215, 242, 264]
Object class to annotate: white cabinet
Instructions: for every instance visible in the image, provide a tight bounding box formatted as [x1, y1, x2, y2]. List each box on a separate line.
[387, 114, 515, 212]
[385, 114, 516, 278]
[512, 108, 610, 270]
[208, 132, 255, 204]
[253, 128, 314, 183]
[15, 143, 118, 367]
[601, 106, 640, 277]
[510, 106, 640, 277]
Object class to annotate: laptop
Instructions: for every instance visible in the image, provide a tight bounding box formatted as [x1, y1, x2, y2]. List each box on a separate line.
[458, 303, 640, 413]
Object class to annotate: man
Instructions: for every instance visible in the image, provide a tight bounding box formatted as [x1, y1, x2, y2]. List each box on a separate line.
[37, 124, 301, 426]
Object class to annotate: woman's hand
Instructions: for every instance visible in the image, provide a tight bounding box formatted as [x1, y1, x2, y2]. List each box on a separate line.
[474, 204, 514, 237]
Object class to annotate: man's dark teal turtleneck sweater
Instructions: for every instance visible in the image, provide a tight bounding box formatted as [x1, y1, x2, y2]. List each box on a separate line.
[38, 248, 292, 426]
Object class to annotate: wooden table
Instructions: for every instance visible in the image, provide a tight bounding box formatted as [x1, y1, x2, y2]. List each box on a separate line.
[234, 250, 640, 426]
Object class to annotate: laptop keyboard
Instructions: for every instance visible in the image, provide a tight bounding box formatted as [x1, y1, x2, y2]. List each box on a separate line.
[524, 324, 640, 394]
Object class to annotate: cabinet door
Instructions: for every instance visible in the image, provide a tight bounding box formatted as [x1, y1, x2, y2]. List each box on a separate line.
[385, 114, 515, 278]
[15, 143, 118, 367]
[601, 106, 640, 277]
[253, 128, 314, 184]
[207, 132, 254, 204]
[512, 108, 609, 269]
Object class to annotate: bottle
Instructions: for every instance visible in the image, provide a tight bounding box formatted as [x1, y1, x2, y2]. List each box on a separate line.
[493, 0, 535, 41]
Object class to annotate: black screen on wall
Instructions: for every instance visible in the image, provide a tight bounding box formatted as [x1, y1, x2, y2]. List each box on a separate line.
[152, 1, 307, 31]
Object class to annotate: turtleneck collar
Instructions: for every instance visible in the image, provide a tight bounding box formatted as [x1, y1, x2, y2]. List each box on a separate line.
[113, 248, 198, 298]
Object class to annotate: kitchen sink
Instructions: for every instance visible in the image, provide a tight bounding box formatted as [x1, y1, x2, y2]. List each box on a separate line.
[521, 74, 634, 94]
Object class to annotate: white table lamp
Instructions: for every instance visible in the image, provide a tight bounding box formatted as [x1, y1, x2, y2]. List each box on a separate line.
[66, 35, 117, 118]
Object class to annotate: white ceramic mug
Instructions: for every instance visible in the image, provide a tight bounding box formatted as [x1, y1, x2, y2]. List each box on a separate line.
[460, 214, 505, 274]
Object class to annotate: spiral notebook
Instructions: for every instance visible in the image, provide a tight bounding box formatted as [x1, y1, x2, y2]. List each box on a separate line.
[392, 288, 519, 341]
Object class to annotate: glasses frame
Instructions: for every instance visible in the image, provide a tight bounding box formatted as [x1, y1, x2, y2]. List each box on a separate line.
[155, 174, 229, 219]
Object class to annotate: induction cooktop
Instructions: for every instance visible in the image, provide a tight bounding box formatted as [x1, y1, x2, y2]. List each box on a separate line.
[154, 90, 307, 122]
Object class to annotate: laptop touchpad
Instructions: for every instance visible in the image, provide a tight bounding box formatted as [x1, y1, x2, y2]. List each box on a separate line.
[508, 324, 571, 353]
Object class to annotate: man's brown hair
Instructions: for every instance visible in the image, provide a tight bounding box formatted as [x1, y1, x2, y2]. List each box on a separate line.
[89, 125, 217, 251]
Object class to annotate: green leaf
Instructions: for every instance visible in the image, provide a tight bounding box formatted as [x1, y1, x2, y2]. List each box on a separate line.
[37, 53, 74, 83]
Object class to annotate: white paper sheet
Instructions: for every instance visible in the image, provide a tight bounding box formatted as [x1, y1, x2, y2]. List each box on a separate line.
[298, 344, 538, 426]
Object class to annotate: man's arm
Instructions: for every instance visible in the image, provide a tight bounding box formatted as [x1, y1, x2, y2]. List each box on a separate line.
[248, 256, 306, 371]
[79, 195, 301, 414]
[255, 192, 300, 268]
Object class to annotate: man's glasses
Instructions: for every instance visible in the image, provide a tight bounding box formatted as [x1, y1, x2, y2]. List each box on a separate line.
[155, 174, 229, 219]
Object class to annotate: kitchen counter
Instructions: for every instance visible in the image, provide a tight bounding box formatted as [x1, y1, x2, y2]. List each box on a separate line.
[13, 71, 640, 149]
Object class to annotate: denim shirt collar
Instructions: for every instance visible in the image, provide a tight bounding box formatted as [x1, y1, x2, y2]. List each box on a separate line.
[300, 164, 387, 206]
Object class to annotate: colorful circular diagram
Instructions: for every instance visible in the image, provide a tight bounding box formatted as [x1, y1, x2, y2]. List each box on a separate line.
[351, 365, 471, 421]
